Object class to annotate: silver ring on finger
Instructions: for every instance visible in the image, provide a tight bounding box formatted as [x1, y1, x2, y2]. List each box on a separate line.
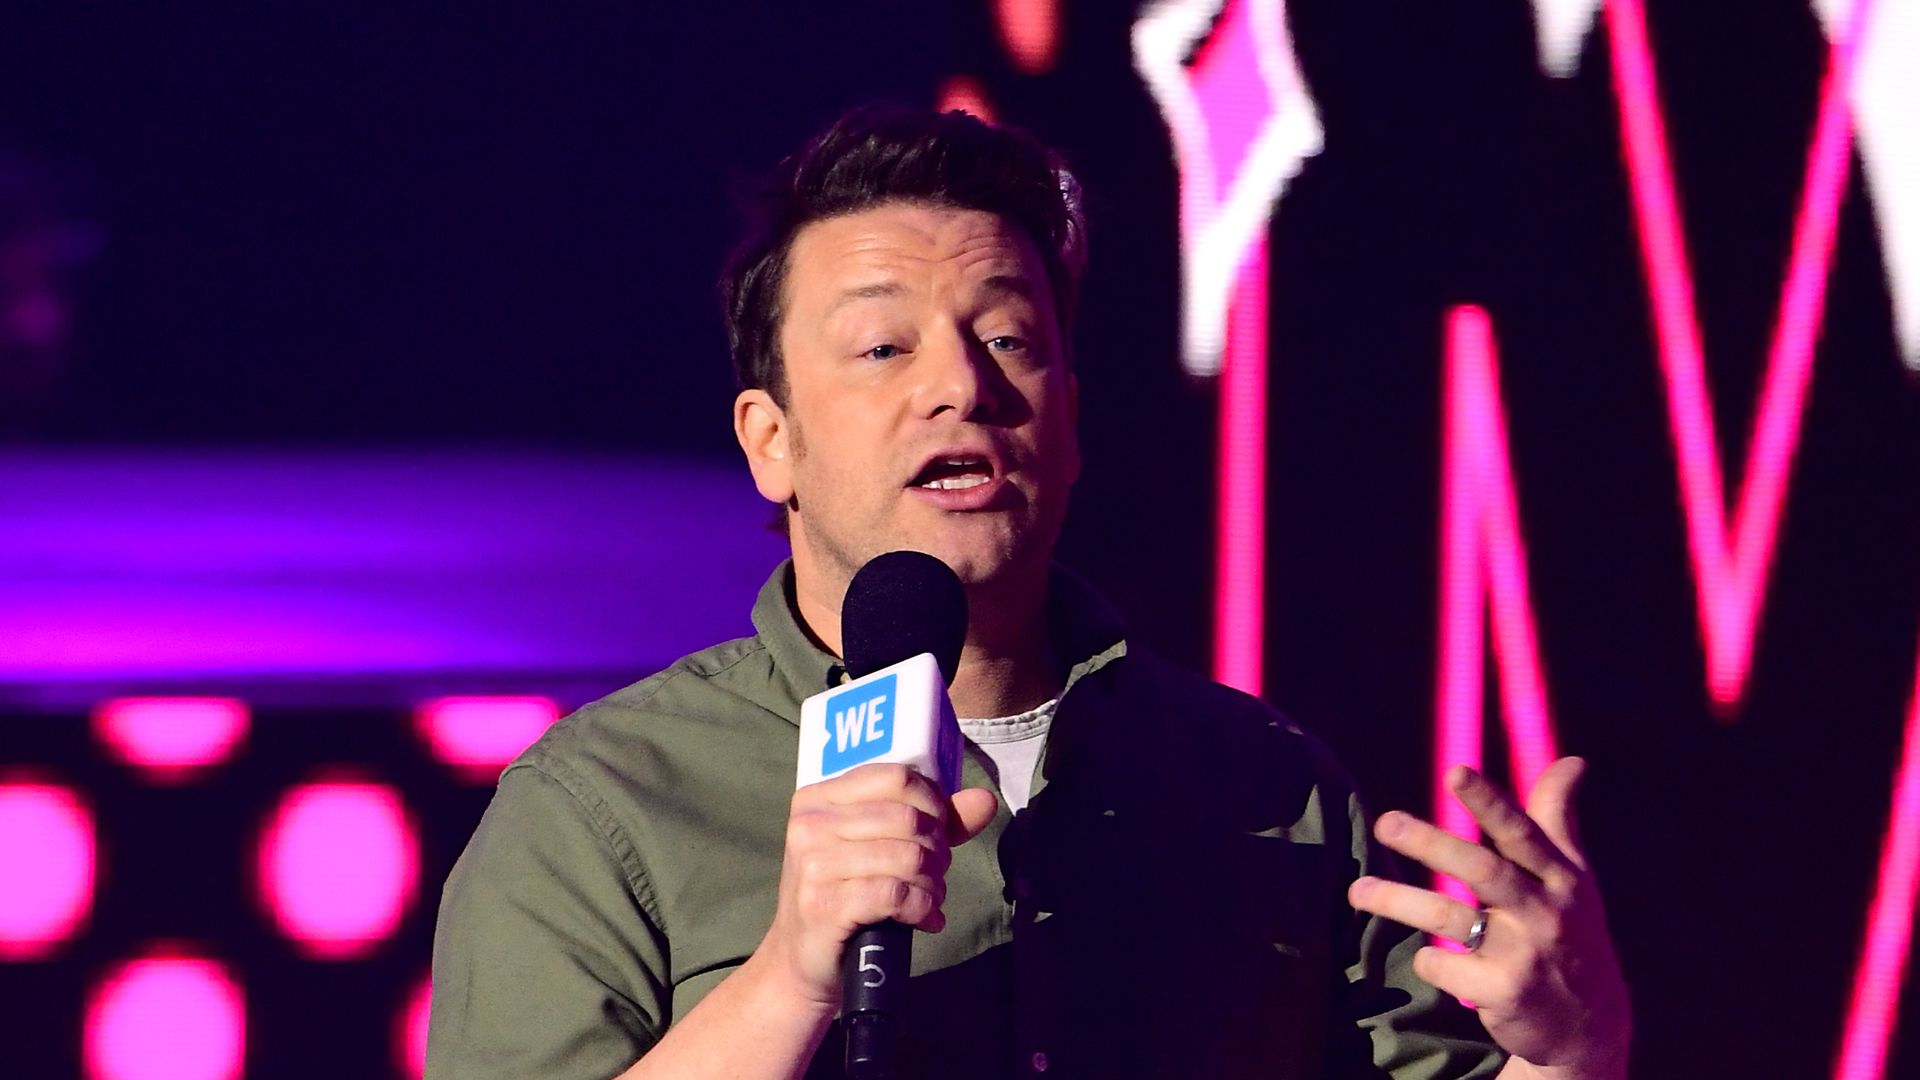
[1463, 907, 1490, 952]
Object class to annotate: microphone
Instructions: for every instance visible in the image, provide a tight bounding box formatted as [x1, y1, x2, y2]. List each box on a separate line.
[795, 551, 967, 1079]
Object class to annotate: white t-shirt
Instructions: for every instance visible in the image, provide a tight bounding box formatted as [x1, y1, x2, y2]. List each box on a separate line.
[957, 698, 1057, 813]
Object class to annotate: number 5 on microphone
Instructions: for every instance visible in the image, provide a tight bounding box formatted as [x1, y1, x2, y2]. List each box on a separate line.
[857, 944, 888, 988]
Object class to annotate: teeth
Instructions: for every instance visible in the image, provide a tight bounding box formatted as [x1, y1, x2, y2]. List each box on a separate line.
[913, 455, 992, 491]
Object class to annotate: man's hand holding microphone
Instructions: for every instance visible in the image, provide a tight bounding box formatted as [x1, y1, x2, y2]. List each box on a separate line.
[761, 761, 998, 1009]
[620, 551, 986, 1080]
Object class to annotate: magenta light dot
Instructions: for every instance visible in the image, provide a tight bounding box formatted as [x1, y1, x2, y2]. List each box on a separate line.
[0, 781, 95, 959]
[397, 973, 432, 1079]
[84, 951, 244, 1080]
[258, 781, 418, 959]
[93, 698, 249, 782]
[416, 696, 559, 780]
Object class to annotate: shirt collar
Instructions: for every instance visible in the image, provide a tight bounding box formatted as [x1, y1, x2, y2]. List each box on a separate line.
[750, 560, 845, 710]
[748, 558, 1129, 727]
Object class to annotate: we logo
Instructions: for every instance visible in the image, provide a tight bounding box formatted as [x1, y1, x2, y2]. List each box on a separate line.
[821, 674, 897, 776]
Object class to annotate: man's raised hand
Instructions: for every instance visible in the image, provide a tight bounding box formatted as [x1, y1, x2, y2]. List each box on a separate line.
[1347, 757, 1632, 1080]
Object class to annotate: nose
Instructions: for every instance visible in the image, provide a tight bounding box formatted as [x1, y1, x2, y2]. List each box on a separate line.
[913, 325, 1002, 421]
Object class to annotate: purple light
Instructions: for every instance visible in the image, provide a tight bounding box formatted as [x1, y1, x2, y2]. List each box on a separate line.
[0, 451, 787, 703]
[93, 698, 248, 783]
[258, 781, 418, 959]
[0, 780, 94, 959]
[83, 950, 244, 1080]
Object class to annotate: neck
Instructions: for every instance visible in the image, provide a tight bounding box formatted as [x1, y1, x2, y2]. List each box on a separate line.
[950, 577, 1060, 717]
[791, 559, 1061, 719]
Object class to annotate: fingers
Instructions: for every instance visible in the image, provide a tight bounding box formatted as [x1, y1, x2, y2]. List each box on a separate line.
[812, 835, 951, 884]
[1409, 945, 1511, 1006]
[1368, 761, 1631, 1071]
[770, 765, 970, 1003]
[1522, 757, 1591, 872]
[947, 787, 999, 845]
[800, 762, 947, 822]
[785, 812, 949, 908]
[836, 852, 946, 927]
[1373, 809, 1543, 909]
[782, 765, 968, 942]
[797, 801, 943, 847]
[1347, 876, 1483, 944]
[1446, 765, 1582, 891]
[810, 876, 948, 932]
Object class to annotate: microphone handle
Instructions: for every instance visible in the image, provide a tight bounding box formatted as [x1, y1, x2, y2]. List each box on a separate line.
[841, 919, 911, 1078]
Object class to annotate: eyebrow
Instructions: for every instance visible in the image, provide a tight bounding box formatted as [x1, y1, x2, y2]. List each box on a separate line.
[825, 282, 906, 316]
[824, 273, 1038, 316]
[977, 274, 1037, 306]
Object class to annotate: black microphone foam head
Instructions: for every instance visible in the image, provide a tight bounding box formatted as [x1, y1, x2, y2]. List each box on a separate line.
[840, 550, 968, 685]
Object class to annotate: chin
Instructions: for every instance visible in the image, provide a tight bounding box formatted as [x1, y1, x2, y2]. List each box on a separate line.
[911, 533, 1042, 590]
[931, 553, 1009, 587]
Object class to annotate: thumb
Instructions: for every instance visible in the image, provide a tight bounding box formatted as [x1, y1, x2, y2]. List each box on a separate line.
[1526, 755, 1590, 871]
[946, 787, 999, 845]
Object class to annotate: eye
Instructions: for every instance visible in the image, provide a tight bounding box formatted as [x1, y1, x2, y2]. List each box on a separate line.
[985, 335, 1028, 353]
[863, 343, 903, 361]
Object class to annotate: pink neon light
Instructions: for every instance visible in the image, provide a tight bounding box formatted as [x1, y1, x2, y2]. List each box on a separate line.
[1213, 241, 1268, 695]
[1185, 0, 1270, 189]
[1605, 0, 1877, 711]
[1135, 0, 1319, 374]
[993, 0, 1061, 75]
[1435, 306, 1562, 910]
[397, 974, 432, 1079]
[93, 698, 249, 782]
[1831, 641, 1920, 1080]
[416, 696, 559, 781]
[936, 75, 997, 123]
[1137, 0, 1313, 688]
[258, 781, 419, 959]
[84, 951, 245, 1080]
[0, 781, 94, 959]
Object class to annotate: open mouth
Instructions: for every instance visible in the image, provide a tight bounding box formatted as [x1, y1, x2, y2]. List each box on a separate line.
[910, 455, 996, 491]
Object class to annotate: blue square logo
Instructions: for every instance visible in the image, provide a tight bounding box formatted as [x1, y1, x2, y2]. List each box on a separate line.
[821, 673, 897, 776]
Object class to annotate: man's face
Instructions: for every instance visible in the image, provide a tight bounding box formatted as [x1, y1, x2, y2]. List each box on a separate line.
[735, 201, 1079, 596]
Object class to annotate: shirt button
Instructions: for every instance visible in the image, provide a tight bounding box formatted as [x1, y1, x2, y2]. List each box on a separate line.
[1030, 1050, 1049, 1072]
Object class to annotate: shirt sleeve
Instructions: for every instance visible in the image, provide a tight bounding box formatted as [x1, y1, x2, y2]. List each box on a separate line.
[1318, 759, 1508, 1079]
[426, 759, 670, 1079]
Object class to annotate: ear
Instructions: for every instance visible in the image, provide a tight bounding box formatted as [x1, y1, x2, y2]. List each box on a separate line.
[734, 389, 795, 505]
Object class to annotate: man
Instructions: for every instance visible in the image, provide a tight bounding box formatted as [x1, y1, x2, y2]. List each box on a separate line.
[426, 105, 1631, 1079]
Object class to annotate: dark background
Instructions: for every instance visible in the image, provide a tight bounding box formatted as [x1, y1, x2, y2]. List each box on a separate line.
[2, 2, 1916, 1077]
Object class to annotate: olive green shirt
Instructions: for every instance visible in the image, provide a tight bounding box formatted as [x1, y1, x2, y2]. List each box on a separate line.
[427, 562, 1504, 1078]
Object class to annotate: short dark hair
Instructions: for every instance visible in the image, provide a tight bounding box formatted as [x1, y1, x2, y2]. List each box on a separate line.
[719, 104, 1087, 406]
